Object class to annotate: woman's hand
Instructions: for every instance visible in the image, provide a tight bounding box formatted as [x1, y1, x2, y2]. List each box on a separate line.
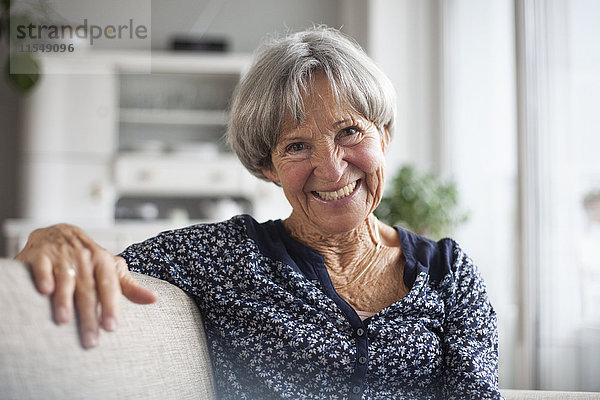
[14, 224, 157, 348]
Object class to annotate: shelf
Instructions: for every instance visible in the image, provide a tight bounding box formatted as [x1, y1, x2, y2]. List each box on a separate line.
[113, 153, 257, 197]
[17, 51, 289, 227]
[119, 108, 228, 126]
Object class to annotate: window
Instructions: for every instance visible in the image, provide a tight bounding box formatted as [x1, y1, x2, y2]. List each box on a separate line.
[368, 0, 600, 391]
[516, 0, 600, 391]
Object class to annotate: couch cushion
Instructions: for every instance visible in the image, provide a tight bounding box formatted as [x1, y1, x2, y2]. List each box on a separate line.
[0, 258, 216, 400]
[501, 389, 600, 399]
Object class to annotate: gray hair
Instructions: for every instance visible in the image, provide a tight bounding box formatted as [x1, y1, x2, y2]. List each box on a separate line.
[226, 26, 397, 181]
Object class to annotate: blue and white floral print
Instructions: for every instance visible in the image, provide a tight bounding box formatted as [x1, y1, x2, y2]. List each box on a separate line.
[120, 215, 502, 399]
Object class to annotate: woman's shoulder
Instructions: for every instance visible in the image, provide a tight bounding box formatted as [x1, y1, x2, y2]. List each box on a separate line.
[395, 227, 488, 303]
[120, 214, 269, 274]
[121, 214, 259, 259]
[394, 227, 469, 287]
[155, 214, 254, 241]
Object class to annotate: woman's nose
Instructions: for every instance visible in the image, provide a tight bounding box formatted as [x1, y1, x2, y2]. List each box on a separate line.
[311, 146, 346, 182]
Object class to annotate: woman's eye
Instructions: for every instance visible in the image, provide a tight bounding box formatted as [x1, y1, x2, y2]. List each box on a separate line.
[286, 142, 305, 153]
[338, 126, 363, 144]
[342, 126, 359, 136]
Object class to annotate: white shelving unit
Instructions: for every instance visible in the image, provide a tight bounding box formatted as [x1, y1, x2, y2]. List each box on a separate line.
[6, 51, 290, 256]
[118, 108, 228, 125]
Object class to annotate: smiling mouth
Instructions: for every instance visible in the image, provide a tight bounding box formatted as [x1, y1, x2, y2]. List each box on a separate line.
[314, 180, 358, 201]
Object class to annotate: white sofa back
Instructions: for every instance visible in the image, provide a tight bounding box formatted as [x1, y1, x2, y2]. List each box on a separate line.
[0, 259, 216, 399]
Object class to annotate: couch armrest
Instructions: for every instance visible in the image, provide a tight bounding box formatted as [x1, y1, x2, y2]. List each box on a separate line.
[0, 258, 216, 400]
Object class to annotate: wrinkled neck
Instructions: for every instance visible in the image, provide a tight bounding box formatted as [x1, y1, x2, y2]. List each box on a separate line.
[283, 213, 381, 274]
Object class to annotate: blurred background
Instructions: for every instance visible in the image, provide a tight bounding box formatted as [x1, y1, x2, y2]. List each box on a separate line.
[1, 0, 599, 392]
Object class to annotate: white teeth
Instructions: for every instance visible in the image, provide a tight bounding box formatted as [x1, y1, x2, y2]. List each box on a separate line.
[315, 181, 357, 201]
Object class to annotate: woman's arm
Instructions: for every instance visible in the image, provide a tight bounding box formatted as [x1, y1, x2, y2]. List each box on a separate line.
[441, 244, 503, 399]
[14, 224, 157, 348]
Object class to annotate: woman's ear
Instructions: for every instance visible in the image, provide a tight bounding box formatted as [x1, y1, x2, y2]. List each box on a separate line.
[262, 167, 280, 184]
[381, 126, 391, 153]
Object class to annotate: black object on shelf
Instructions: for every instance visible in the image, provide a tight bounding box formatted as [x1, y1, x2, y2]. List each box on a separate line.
[170, 36, 228, 52]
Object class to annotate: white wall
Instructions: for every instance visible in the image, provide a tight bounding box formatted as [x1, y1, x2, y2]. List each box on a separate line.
[46, 0, 344, 52]
[368, 0, 443, 176]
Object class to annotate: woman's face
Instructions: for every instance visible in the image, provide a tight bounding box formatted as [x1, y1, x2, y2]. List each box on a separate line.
[262, 73, 390, 234]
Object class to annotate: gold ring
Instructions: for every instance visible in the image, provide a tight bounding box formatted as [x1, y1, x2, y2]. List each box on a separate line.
[56, 266, 76, 278]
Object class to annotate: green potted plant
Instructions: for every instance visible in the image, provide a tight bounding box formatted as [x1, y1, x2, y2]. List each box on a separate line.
[375, 165, 468, 240]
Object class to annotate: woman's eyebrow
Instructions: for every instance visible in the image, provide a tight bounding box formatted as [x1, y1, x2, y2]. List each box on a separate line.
[333, 118, 354, 128]
[278, 135, 307, 144]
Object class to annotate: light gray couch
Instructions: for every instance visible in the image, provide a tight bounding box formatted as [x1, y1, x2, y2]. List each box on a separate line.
[1, 258, 599, 400]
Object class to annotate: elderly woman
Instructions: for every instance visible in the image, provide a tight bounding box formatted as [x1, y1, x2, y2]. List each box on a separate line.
[15, 27, 501, 399]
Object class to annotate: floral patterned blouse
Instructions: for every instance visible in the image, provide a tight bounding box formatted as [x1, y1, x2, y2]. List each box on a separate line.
[120, 214, 502, 400]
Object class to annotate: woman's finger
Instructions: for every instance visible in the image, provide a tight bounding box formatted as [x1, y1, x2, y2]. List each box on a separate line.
[28, 253, 55, 295]
[51, 246, 92, 324]
[73, 250, 100, 348]
[120, 273, 158, 305]
[52, 263, 77, 324]
[115, 256, 158, 305]
[74, 279, 100, 348]
[95, 254, 121, 332]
